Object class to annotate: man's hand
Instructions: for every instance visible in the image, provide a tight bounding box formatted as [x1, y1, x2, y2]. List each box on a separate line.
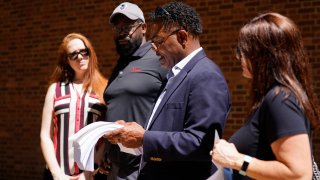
[104, 121, 145, 148]
[103, 120, 126, 144]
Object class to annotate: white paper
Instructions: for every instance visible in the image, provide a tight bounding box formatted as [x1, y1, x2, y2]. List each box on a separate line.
[69, 122, 123, 171]
[207, 130, 224, 180]
[118, 143, 142, 155]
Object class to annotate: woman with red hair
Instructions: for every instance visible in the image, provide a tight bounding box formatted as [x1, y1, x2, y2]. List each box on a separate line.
[40, 33, 107, 180]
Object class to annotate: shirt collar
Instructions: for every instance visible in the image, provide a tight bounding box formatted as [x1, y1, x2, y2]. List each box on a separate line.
[119, 42, 152, 62]
[131, 42, 152, 59]
[171, 47, 203, 76]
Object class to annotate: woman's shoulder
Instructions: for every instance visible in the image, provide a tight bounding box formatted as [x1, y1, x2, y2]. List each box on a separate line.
[47, 81, 71, 97]
[265, 85, 291, 100]
[264, 85, 300, 110]
[46, 82, 58, 93]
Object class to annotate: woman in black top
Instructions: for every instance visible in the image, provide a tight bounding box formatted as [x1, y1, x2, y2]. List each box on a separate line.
[211, 12, 320, 180]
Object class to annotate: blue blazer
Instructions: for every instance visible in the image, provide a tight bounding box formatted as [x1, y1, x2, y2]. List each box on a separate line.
[139, 50, 231, 180]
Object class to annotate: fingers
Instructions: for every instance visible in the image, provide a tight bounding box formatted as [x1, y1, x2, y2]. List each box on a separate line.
[105, 127, 123, 138]
[103, 120, 126, 140]
[105, 134, 121, 144]
[103, 128, 123, 144]
[69, 175, 79, 180]
[211, 139, 225, 160]
[93, 167, 109, 176]
[115, 120, 126, 125]
[103, 121, 144, 147]
[107, 138, 120, 144]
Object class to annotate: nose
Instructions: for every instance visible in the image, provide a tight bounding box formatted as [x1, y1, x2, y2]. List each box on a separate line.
[74, 53, 84, 60]
[115, 26, 130, 36]
[116, 31, 129, 41]
[118, 30, 128, 36]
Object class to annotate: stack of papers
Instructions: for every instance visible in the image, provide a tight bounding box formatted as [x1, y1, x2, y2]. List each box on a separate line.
[69, 122, 123, 171]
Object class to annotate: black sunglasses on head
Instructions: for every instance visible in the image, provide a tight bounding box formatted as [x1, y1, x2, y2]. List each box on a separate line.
[155, 6, 178, 20]
[155, 6, 170, 16]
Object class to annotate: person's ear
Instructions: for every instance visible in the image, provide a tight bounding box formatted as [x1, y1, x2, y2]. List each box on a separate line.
[176, 30, 188, 48]
[141, 23, 147, 34]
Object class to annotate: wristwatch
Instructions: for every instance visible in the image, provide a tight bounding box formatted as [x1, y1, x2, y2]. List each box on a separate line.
[239, 155, 252, 176]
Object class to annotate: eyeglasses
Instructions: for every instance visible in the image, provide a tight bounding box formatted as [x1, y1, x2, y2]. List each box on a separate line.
[67, 48, 89, 60]
[151, 29, 180, 50]
[112, 23, 142, 35]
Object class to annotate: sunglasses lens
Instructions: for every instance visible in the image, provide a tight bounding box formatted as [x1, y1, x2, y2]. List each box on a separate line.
[68, 49, 89, 60]
[69, 52, 78, 60]
[80, 49, 89, 56]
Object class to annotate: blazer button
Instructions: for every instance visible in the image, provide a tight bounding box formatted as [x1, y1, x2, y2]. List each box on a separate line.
[150, 157, 162, 161]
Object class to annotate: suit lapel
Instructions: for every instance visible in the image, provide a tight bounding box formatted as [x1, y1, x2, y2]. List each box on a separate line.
[146, 50, 207, 130]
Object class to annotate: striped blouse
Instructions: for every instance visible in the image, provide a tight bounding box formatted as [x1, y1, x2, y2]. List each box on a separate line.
[52, 82, 105, 175]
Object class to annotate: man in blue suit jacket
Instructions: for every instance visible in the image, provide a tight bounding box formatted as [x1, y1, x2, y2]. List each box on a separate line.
[105, 2, 231, 180]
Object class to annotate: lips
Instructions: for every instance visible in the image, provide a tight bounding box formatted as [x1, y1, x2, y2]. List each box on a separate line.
[79, 60, 87, 66]
[116, 36, 129, 45]
[118, 39, 129, 45]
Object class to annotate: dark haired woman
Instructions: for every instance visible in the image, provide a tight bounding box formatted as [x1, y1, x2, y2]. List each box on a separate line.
[211, 12, 320, 180]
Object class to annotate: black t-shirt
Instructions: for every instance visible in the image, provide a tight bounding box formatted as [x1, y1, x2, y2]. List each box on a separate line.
[229, 86, 310, 179]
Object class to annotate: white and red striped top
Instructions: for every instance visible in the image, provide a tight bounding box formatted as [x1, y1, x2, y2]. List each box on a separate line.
[52, 82, 105, 175]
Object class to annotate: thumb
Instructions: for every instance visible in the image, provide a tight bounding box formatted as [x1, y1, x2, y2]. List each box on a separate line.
[115, 120, 126, 125]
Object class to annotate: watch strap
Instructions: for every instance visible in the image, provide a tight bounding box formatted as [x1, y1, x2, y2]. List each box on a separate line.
[239, 155, 252, 176]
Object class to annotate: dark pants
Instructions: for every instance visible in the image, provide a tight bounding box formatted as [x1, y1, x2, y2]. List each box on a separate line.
[43, 168, 53, 180]
[44, 168, 105, 180]
[43, 167, 108, 180]
[94, 173, 108, 180]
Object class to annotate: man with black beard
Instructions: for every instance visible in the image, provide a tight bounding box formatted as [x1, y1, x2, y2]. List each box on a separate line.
[100, 2, 167, 180]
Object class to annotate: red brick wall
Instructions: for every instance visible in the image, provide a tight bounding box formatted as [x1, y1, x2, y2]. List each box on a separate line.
[0, 0, 319, 179]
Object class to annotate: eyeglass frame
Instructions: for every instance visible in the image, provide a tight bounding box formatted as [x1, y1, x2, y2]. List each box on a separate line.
[67, 48, 90, 60]
[111, 22, 143, 35]
[151, 29, 181, 50]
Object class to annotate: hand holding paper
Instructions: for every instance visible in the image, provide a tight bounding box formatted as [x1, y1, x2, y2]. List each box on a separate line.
[104, 121, 145, 149]
[207, 130, 225, 180]
[69, 121, 144, 171]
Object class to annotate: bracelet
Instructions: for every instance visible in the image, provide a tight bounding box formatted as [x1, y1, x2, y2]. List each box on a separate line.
[239, 155, 252, 176]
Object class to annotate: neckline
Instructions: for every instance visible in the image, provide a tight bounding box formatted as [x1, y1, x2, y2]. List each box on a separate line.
[72, 82, 83, 96]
